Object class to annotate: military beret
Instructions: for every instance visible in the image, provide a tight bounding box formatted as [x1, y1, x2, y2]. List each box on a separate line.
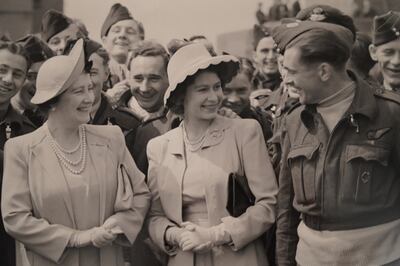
[296, 5, 356, 39]
[372, 11, 400, 46]
[101, 3, 134, 38]
[16, 34, 54, 64]
[272, 20, 354, 54]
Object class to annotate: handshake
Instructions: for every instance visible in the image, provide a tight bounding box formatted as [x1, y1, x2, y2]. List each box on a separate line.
[165, 222, 231, 253]
[68, 217, 122, 248]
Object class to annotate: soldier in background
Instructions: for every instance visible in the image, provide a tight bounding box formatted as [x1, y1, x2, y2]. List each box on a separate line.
[0, 36, 36, 266]
[11, 35, 54, 127]
[40, 9, 83, 55]
[101, 3, 144, 90]
[369, 11, 400, 92]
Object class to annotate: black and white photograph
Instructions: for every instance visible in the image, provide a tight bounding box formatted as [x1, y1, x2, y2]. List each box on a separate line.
[0, 0, 400, 265]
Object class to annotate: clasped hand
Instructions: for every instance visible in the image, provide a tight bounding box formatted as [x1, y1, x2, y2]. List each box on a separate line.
[168, 222, 214, 253]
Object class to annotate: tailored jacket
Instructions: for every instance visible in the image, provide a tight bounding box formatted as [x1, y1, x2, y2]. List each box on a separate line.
[276, 74, 400, 265]
[1, 124, 151, 266]
[147, 116, 278, 266]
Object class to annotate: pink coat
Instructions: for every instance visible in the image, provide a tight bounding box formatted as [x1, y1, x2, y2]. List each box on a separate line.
[147, 116, 278, 266]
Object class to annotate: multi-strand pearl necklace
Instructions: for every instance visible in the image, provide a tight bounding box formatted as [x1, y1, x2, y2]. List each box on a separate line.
[47, 125, 87, 175]
[182, 123, 210, 152]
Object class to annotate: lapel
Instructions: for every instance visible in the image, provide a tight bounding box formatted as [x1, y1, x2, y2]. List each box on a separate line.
[85, 125, 109, 223]
[31, 126, 77, 228]
[165, 127, 185, 222]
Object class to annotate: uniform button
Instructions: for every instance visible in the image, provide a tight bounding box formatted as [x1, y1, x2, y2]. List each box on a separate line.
[361, 171, 370, 184]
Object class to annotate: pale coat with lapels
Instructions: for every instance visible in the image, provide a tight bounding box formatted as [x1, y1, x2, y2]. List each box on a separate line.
[1, 124, 151, 266]
[147, 115, 278, 266]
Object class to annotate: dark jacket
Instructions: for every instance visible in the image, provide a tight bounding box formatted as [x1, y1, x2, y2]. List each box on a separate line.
[276, 75, 400, 265]
[239, 105, 273, 143]
[91, 94, 141, 134]
[0, 104, 36, 266]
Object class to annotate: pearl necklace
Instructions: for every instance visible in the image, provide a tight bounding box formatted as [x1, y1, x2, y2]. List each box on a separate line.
[182, 123, 209, 152]
[47, 125, 88, 175]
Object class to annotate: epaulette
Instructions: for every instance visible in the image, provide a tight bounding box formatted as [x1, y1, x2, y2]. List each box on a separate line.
[373, 86, 400, 105]
[286, 101, 302, 115]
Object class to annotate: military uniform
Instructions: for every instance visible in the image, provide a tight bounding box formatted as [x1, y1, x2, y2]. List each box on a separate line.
[276, 74, 400, 265]
[238, 104, 273, 143]
[0, 105, 36, 266]
[91, 94, 140, 134]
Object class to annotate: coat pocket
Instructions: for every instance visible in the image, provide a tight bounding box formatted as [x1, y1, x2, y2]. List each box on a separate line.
[288, 144, 319, 204]
[341, 144, 390, 203]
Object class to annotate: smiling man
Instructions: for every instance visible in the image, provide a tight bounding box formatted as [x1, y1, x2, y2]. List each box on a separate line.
[369, 11, 400, 92]
[252, 33, 282, 92]
[11, 35, 54, 127]
[273, 19, 400, 266]
[101, 3, 144, 86]
[0, 37, 36, 266]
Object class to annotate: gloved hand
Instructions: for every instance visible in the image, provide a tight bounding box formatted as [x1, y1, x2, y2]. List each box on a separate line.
[68, 228, 96, 248]
[179, 222, 213, 252]
[180, 222, 232, 252]
[91, 226, 117, 248]
[105, 79, 130, 108]
[165, 226, 186, 247]
[218, 107, 241, 119]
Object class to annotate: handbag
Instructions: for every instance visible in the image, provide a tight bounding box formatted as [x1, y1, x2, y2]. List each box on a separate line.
[226, 130, 256, 217]
[114, 163, 134, 212]
[227, 172, 255, 217]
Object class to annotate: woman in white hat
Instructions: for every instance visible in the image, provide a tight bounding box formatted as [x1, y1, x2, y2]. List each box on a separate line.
[146, 43, 278, 266]
[1, 39, 150, 266]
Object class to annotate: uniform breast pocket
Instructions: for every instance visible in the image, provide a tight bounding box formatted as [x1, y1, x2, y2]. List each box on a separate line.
[341, 144, 390, 203]
[288, 144, 319, 204]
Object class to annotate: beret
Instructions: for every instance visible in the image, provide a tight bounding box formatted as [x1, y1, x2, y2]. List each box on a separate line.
[372, 11, 400, 46]
[41, 9, 72, 42]
[272, 20, 354, 54]
[101, 3, 134, 38]
[16, 34, 54, 63]
[296, 5, 356, 39]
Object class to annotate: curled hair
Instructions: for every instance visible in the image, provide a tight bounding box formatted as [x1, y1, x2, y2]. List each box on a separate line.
[167, 66, 225, 115]
[128, 40, 169, 70]
[0, 41, 30, 69]
[37, 93, 62, 115]
[287, 29, 350, 69]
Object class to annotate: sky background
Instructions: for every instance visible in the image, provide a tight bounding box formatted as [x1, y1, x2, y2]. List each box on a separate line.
[64, 0, 355, 47]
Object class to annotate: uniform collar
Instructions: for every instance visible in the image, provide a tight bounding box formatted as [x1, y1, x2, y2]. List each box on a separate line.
[301, 71, 378, 130]
[1, 104, 35, 129]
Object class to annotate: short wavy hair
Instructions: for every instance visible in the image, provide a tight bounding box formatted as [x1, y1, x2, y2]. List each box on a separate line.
[128, 40, 169, 70]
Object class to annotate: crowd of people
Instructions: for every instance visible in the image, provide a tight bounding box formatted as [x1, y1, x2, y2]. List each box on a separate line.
[0, 2, 400, 266]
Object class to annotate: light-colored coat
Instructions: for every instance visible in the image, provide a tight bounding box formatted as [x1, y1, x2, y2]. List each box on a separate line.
[1, 124, 151, 266]
[147, 116, 278, 266]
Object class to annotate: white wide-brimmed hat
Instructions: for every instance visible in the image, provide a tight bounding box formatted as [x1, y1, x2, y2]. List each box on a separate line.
[31, 38, 85, 104]
[164, 43, 239, 105]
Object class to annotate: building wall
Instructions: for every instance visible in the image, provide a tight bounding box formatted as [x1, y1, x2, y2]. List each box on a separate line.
[0, 0, 63, 40]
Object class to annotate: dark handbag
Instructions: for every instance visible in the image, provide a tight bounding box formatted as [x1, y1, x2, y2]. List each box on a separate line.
[227, 172, 255, 217]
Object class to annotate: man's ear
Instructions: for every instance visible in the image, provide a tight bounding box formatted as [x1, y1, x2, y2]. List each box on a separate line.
[318, 63, 331, 82]
[369, 44, 378, 61]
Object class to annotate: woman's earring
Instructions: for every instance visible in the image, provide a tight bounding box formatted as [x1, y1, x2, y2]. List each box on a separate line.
[50, 106, 56, 112]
